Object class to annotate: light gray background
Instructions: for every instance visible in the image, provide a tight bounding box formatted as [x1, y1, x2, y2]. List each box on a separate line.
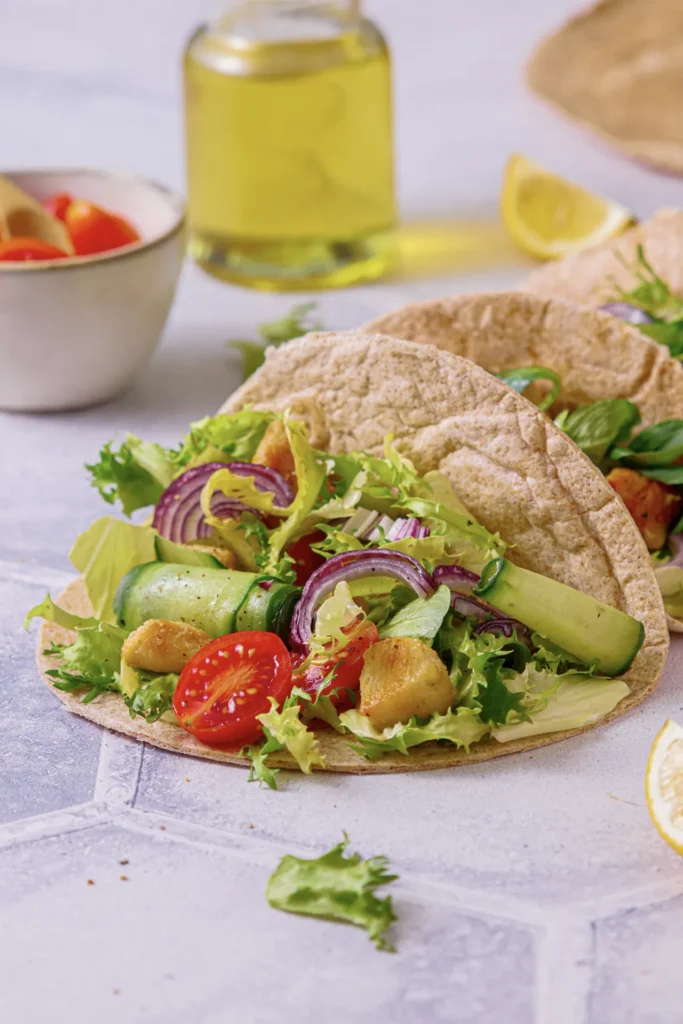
[2, 2, 683, 1022]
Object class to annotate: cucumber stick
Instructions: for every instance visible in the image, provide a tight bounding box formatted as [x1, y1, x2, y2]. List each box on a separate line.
[474, 558, 644, 676]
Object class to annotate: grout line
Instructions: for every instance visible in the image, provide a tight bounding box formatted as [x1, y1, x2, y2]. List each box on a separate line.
[568, 875, 683, 920]
[0, 801, 106, 851]
[0, 559, 75, 591]
[534, 912, 593, 1024]
[93, 732, 145, 806]
[114, 804, 549, 928]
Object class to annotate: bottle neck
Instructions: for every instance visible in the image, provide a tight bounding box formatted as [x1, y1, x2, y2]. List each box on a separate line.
[214, 1, 362, 46]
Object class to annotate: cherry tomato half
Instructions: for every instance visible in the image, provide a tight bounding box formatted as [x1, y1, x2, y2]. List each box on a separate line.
[43, 192, 73, 221]
[0, 237, 68, 262]
[64, 200, 140, 256]
[173, 632, 293, 748]
[287, 531, 327, 586]
[293, 619, 379, 710]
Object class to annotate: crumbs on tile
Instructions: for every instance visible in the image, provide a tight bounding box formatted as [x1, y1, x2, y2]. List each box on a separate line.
[119, 858, 129, 865]
[87, 879, 95, 886]
[120, 875, 129, 882]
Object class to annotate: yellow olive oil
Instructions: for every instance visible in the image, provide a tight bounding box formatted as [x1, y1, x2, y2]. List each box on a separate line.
[183, 6, 396, 290]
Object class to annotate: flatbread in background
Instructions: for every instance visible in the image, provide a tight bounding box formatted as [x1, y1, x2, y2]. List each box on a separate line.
[527, 0, 683, 174]
[521, 209, 683, 306]
[39, 332, 669, 772]
[365, 295, 683, 632]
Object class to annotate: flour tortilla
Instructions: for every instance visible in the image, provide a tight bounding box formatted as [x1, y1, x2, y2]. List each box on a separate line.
[527, 0, 683, 174]
[39, 331, 669, 772]
[367, 294, 683, 632]
[521, 209, 683, 306]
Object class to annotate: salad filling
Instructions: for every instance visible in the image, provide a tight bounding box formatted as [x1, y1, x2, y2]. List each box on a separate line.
[27, 409, 644, 786]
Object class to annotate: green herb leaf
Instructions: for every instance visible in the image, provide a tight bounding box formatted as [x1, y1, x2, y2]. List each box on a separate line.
[554, 399, 641, 466]
[497, 367, 562, 412]
[616, 245, 683, 321]
[638, 321, 683, 358]
[378, 584, 451, 644]
[266, 834, 398, 951]
[610, 420, 683, 467]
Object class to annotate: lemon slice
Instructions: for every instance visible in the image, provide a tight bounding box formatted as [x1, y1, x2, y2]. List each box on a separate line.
[501, 154, 632, 260]
[646, 719, 683, 855]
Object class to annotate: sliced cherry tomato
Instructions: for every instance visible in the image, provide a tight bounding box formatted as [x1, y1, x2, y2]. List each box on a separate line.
[173, 631, 293, 748]
[293, 619, 379, 710]
[64, 200, 140, 256]
[43, 192, 73, 221]
[287, 530, 327, 586]
[0, 237, 68, 261]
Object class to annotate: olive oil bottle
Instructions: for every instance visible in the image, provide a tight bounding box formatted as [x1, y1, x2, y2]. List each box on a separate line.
[183, 1, 396, 290]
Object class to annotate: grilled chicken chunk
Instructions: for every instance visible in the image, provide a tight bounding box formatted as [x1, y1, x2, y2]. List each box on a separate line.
[252, 419, 296, 490]
[121, 619, 210, 675]
[606, 467, 681, 551]
[359, 637, 454, 731]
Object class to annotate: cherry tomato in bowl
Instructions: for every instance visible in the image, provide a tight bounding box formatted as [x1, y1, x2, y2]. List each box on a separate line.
[65, 200, 140, 256]
[43, 192, 72, 221]
[0, 237, 68, 261]
[173, 631, 293, 748]
[293, 619, 379, 711]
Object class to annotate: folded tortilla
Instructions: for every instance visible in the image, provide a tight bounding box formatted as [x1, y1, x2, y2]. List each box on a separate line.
[521, 209, 683, 306]
[527, 0, 683, 174]
[39, 331, 669, 772]
[367, 294, 683, 632]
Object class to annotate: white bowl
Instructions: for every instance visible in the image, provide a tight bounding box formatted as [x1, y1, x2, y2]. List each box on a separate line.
[0, 168, 185, 411]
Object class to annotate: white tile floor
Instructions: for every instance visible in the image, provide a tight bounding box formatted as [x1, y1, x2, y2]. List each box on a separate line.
[3, 2, 683, 1021]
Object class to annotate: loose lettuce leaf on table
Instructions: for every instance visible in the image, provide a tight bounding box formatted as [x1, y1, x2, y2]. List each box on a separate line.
[231, 303, 322, 382]
[266, 834, 398, 951]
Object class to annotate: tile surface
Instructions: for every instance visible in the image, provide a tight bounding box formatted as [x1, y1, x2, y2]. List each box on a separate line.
[3, 1, 683, 1022]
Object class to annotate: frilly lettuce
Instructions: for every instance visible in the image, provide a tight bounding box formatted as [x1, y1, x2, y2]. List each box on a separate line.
[25, 594, 98, 633]
[340, 706, 490, 760]
[123, 671, 179, 723]
[172, 409, 275, 471]
[266, 834, 398, 952]
[86, 435, 175, 516]
[308, 581, 364, 658]
[69, 516, 157, 621]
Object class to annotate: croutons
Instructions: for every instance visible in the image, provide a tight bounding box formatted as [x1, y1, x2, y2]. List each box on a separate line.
[606, 467, 682, 550]
[121, 619, 210, 675]
[252, 419, 296, 490]
[359, 637, 454, 731]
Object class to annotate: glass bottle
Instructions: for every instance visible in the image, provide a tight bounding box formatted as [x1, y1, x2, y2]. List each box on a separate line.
[183, 0, 396, 290]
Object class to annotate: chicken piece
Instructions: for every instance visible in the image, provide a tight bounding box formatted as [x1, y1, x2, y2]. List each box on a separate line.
[189, 545, 237, 568]
[121, 619, 210, 675]
[252, 419, 297, 491]
[359, 637, 454, 731]
[606, 467, 682, 551]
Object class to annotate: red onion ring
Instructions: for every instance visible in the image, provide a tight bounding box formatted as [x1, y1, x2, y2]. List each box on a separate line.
[153, 461, 291, 544]
[598, 303, 653, 326]
[387, 518, 430, 541]
[451, 595, 492, 621]
[433, 564, 480, 595]
[290, 549, 436, 650]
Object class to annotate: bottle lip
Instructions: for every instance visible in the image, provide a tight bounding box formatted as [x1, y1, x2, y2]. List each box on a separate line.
[211, 0, 363, 51]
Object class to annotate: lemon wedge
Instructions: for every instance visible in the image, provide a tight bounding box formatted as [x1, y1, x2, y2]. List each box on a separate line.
[646, 719, 683, 855]
[501, 154, 632, 260]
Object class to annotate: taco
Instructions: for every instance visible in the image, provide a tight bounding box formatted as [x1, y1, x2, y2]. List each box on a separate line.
[521, 210, 683, 361]
[367, 293, 683, 628]
[28, 332, 667, 780]
[526, 0, 683, 174]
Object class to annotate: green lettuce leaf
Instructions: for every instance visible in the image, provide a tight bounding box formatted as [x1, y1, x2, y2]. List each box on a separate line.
[340, 706, 490, 760]
[25, 594, 98, 632]
[379, 585, 451, 644]
[256, 697, 325, 776]
[86, 435, 175, 516]
[638, 321, 683, 357]
[69, 516, 157, 622]
[45, 621, 126, 704]
[492, 675, 629, 742]
[266, 834, 398, 951]
[615, 245, 683, 322]
[172, 409, 275, 471]
[555, 399, 641, 466]
[610, 420, 683, 468]
[497, 366, 561, 412]
[655, 565, 683, 618]
[123, 672, 179, 723]
[230, 304, 322, 381]
[308, 582, 364, 657]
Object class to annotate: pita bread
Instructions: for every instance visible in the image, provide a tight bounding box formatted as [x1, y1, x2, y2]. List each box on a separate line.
[527, 0, 683, 174]
[521, 209, 683, 305]
[38, 332, 669, 773]
[366, 294, 683, 632]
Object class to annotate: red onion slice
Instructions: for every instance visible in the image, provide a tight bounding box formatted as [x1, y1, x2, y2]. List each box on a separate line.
[598, 303, 653, 325]
[433, 564, 480, 595]
[290, 549, 436, 650]
[153, 461, 291, 544]
[387, 518, 430, 541]
[451, 595, 492, 621]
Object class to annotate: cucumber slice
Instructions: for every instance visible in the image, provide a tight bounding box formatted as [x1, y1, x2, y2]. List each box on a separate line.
[474, 558, 644, 676]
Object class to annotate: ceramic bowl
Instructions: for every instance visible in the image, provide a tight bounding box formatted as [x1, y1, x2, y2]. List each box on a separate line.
[0, 168, 185, 411]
